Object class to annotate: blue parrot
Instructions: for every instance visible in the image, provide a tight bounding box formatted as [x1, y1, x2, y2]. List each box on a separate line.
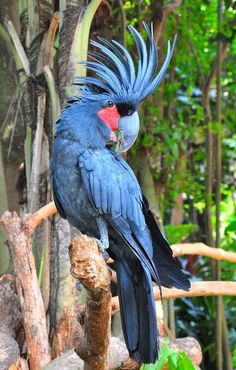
[51, 23, 190, 364]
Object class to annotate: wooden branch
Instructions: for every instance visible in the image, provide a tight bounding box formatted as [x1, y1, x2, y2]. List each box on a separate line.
[68, 235, 111, 370]
[111, 281, 236, 313]
[0, 212, 51, 369]
[6, 200, 235, 262]
[155, 281, 236, 300]
[24, 201, 57, 233]
[11, 201, 236, 264]
[108, 242, 236, 266]
[172, 242, 236, 262]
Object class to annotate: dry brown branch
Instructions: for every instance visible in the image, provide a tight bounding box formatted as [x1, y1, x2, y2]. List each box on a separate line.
[155, 281, 236, 300]
[172, 242, 236, 262]
[69, 235, 111, 370]
[108, 242, 236, 265]
[111, 281, 236, 314]
[0, 212, 51, 369]
[25, 201, 57, 233]
[2, 201, 235, 369]
[20, 201, 236, 263]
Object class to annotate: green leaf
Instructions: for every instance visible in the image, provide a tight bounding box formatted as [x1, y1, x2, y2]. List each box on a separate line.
[179, 352, 196, 370]
[142, 134, 154, 148]
[224, 221, 236, 234]
[224, 0, 233, 9]
[140, 344, 173, 370]
[164, 224, 198, 244]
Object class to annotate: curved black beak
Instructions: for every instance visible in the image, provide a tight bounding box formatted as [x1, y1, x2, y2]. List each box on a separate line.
[117, 111, 140, 152]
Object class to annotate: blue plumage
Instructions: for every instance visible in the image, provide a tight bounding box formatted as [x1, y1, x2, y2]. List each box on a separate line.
[51, 24, 190, 364]
[75, 23, 176, 103]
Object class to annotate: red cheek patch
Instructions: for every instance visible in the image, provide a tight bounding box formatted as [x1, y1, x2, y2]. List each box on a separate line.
[98, 106, 120, 131]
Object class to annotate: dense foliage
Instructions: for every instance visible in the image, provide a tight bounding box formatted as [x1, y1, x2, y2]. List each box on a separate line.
[121, 1, 236, 369]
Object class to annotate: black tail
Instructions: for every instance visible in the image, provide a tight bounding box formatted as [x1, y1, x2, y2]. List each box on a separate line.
[116, 259, 158, 364]
[142, 196, 190, 291]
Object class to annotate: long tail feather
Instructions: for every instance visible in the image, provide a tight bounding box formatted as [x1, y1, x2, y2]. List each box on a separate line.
[142, 196, 190, 291]
[116, 259, 158, 364]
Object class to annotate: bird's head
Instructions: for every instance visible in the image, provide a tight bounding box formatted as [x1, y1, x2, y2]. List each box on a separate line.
[74, 23, 176, 152]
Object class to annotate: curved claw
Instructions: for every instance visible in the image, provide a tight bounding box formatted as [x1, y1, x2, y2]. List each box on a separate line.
[97, 239, 110, 261]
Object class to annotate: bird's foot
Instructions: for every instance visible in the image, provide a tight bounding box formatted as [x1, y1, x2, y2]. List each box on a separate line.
[97, 239, 110, 261]
[62, 244, 69, 255]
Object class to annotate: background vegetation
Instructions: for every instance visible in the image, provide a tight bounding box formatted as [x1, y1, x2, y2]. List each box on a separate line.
[0, 0, 235, 369]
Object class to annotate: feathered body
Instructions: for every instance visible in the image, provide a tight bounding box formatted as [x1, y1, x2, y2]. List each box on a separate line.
[51, 24, 190, 364]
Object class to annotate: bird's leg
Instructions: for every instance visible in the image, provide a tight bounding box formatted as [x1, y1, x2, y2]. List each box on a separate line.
[96, 216, 110, 261]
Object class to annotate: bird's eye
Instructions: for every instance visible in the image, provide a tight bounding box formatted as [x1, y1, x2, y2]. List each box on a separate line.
[127, 109, 133, 116]
[106, 100, 114, 108]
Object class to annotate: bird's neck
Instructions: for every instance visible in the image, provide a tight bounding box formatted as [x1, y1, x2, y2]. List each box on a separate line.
[55, 103, 110, 150]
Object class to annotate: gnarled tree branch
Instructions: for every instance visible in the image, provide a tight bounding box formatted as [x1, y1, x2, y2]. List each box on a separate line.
[69, 235, 111, 370]
[0, 211, 51, 369]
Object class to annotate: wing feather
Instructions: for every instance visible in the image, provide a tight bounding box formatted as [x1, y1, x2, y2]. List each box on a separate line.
[78, 148, 160, 285]
[78, 149, 145, 228]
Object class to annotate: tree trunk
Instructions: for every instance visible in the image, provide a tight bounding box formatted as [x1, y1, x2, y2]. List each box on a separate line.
[215, 1, 223, 369]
